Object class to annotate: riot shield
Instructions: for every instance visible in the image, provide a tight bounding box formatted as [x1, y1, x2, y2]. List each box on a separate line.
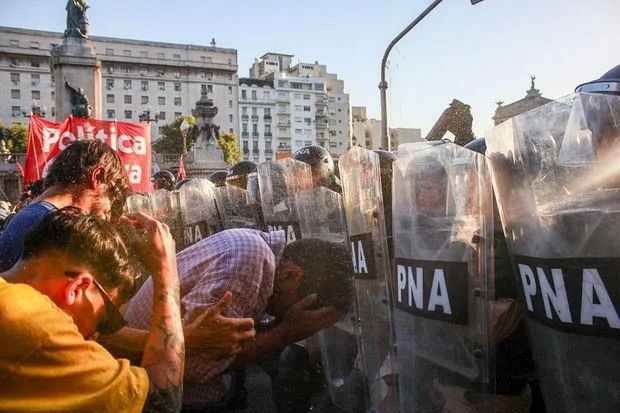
[295, 186, 362, 412]
[125, 192, 153, 215]
[339, 146, 398, 412]
[246, 171, 266, 231]
[486, 92, 620, 412]
[397, 139, 448, 158]
[177, 178, 219, 249]
[257, 158, 313, 244]
[150, 189, 184, 251]
[213, 185, 261, 230]
[392, 142, 495, 412]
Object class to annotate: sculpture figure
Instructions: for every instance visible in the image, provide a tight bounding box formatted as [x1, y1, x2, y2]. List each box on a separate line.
[426, 99, 475, 146]
[192, 86, 220, 145]
[65, 82, 93, 118]
[64, 0, 89, 39]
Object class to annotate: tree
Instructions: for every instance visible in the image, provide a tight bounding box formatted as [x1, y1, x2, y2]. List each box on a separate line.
[152, 115, 196, 154]
[0, 123, 28, 153]
[216, 131, 242, 165]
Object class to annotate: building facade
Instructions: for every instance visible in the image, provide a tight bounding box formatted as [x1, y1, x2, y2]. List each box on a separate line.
[0, 26, 239, 141]
[242, 53, 350, 160]
[351, 106, 422, 150]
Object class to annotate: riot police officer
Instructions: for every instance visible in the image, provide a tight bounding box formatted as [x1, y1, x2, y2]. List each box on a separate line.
[226, 161, 257, 190]
[293, 145, 342, 193]
[207, 170, 228, 187]
[152, 170, 176, 191]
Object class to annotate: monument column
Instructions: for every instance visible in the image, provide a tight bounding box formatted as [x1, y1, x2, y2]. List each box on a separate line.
[51, 0, 101, 120]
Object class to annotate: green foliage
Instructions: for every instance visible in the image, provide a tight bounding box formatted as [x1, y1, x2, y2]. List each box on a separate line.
[0, 123, 28, 153]
[216, 131, 242, 165]
[152, 115, 196, 154]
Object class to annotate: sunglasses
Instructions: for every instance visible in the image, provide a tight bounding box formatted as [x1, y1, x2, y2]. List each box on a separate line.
[65, 271, 127, 335]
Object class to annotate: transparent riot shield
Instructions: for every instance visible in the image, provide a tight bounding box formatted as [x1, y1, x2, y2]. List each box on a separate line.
[486, 92, 620, 413]
[177, 178, 219, 249]
[397, 139, 448, 158]
[392, 142, 495, 412]
[339, 146, 398, 412]
[246, 171, 266, 231]
[295, 186, 362, 412]
[150, 189, 184, 251]
[125, 192, 153, 215]
[214, 185, 260, 230]
[258, 158, 313, 244]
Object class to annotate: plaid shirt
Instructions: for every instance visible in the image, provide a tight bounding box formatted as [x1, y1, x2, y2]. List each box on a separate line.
[124, 228, 286, 407]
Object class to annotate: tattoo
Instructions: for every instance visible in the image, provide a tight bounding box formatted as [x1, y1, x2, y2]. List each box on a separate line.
[142, 377, 183, 413]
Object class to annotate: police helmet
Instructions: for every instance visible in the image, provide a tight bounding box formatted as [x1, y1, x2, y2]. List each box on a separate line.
[575, 64, 620, 95]
[152, 170, 176, 191]
[463, 138, 487, 155]
[207, 170, 228, 187]
[226, 161, 257, 189]
[293, 145, 335, 188]
[174, 178, 192, 190]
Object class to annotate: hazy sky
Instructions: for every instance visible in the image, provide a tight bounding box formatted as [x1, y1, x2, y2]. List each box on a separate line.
[1, 0, 618, 138]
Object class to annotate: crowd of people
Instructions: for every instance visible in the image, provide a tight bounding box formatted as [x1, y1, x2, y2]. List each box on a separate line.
[0, 64, 619, 412]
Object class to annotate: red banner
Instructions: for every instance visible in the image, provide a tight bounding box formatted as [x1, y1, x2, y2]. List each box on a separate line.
[25, 116, 151, 192]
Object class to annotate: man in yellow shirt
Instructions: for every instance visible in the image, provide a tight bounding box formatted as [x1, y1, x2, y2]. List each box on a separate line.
[0, 208, 184, 412]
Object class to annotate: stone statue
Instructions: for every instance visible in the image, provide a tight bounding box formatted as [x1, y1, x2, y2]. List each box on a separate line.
[530, 75, 536, 90]
[64, 0, 89, 39]
[65, 82, 92, 118]
[192, 87, 220, 146]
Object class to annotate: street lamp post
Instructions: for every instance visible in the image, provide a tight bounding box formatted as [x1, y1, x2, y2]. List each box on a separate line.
[139, 107, 159, 123]
[179, 118, 190, 155]
[379, 0, 485, 151]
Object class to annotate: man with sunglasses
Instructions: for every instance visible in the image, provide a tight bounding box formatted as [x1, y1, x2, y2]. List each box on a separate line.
[0, 209, 185, 412]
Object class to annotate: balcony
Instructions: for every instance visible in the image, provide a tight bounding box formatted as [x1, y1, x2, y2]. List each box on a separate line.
[252, 132, 259, 138]
[315, 98, 327, 106]
[278, 120, 290, 127]
[243, 147, 250, 154]
[252, 149, 260, 155]
[277, 96, 290, 103]
[241, 131, 249, 138]
[263, 115, 272, 121]
[265, 149, 273, 154]
[264, 132, 273, 137]
[316, 121, 328, 128]
[277, 144, 291, 153]
[251, 115, 259, 122]
[241, 114, 249, 121]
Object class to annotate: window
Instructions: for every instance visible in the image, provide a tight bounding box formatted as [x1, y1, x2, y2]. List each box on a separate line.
[10, 57, 21, 67]
[31, 74, 40, 85]
[51, 107, 56, 117]
[200, 56, 206, 62]
[105, 48, 114, 55]
[173, 53, 181, 59]
[11, 90, 20, 99]
[303, 106, 311, 112]
[293, 93, 301, 100]
[124, 95, 132, 104]
[124, 80, 132, 89]
[11, 106, 21, 117]
[9, 39, 19, 46]
[264, 108, 271, 116]
[228, 86, 233, 94]
[139, 51, 148, 58]
[106, 94, 115, 103]
[253, 124, 258, 133]
[206, 84, 213, 93]
[251, 90, 257, 100]
[141, 96, 149, 105]
[141, 80, 149, 91]
[106, 110, 115, 119]
[242, 123, 248, 132]
[241, 107, 248, 115]
[140, 68, 149, 76]
[174, 112, 182, 118]
[31, 90, 40, 100]
[228, 74, 233, 81]
[294, 105, 302, 112]
[106, 79, 114, 89]
[229, 114, 233, 122]
[241, 90, 247, 100]
[159, 111, 166, 121]
[206, 72, 213, 80]
[30, 41, 39, 49]
[124, 110, 132, 119]
[303, 94, 311, 100]
[199, 72, 207, 79]
[123, 66, 133, 74]
[174, 97, 182, 106]
[174, 83, 181, 92]
[123, 50, 131, 56]
[265, 125, 272, 133]
[173, 72, 181, 79]
[304, 118, 312, 125]
[158, 82, 165, 91]
[10, 73, 20, 83]
[314, 83, 324, 91]
[158, 96, 166, 105]
[228, 100, 232, 109]
[264, 91, 271, 99]
[158, 126, 165, 135]
[252, 107, 258, 115]
[51, 91, 54, 100]
[157, 52, 165, 59]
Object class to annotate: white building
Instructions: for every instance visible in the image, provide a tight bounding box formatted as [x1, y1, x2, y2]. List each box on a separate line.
[244, 53, 350, 159]
[0, 26, 239, 142]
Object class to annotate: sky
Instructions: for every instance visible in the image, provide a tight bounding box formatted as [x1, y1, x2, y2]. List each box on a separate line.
[1, 0, 618, 139]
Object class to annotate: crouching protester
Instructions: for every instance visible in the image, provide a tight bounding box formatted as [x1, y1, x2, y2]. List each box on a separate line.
[0, 208, 184, 412]
[123, 228, 355, 412]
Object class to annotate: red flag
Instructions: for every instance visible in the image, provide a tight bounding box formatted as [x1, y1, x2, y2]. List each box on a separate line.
[15, 157, 25, 178]
[177, 155, 187, 180]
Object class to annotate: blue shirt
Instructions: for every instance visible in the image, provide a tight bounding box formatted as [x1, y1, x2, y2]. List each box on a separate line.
[0, 201, 57, 271]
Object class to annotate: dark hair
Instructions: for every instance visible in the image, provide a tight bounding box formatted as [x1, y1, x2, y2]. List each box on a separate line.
[28, 179, 46, 197]
[44, 140, 132, 220]
[22, 207, 138, 302]
[282, 238, 355, 311]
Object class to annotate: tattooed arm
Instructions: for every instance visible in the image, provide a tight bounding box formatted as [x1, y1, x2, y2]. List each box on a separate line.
[121, 213, 185, 413]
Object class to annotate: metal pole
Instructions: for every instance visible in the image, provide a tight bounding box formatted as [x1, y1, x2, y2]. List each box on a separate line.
[380, 0, 445, 151]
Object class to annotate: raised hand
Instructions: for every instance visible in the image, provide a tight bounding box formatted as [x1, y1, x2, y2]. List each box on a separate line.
[280, 294, 345, 343]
